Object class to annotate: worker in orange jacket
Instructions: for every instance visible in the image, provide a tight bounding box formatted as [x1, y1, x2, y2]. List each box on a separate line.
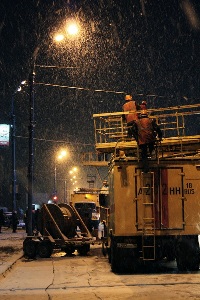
[122, 94, 140, 138]
[132, 110, 162, 171]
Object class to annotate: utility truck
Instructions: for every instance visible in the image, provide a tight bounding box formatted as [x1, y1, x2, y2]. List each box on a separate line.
[86, 103, 200, 272]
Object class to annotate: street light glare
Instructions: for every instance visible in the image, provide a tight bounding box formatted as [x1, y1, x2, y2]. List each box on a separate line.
[54, 34, 65, 42]
[69, 167, 78, 174]
[56, 149, 67, 160]
[66, 22, 79, 36]
[60, 150, 67, 157]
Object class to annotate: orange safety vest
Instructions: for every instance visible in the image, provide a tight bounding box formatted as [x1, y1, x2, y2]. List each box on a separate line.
[135, 117, 156, 145]
[122, 100, 138, 123]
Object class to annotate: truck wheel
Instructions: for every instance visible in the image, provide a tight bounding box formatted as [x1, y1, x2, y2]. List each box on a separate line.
[23, 239, 37, 259]
[77, 244, 90, 256]
[176, 237, 200, 271]
[108, 246, 111, 263]
[65, 246, 75, 255]
[187, 247, 200, 271]
[176, 256, 187, 271]
[110, 239, 138, 273]
[111, 239, 120, 272]
[188, 253, 200, 271]
[37, 241, 53, 258]
[102, 241, 107, 257]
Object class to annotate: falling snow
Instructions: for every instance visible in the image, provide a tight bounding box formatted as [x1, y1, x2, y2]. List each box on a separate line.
[0, 0, 200, 207]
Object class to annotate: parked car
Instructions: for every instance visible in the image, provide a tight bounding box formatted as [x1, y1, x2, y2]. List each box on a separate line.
[3, 212, 25, 229]
[3, 212, 12, 227]
[18, 219, 26, 229]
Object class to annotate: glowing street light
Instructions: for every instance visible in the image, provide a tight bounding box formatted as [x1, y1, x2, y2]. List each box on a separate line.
[58, 149, 67, 159]
[54, 34, 65, 42]
[69, 167, 78, 174]
[54, 20, 80, 43]
[66, 22, 79, 36]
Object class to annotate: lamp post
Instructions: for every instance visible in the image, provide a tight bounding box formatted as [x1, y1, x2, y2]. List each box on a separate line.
[11, 93, 17, 213]
[11, 81, 26, 213]
[27, 20, 80, 234]
[64, 179, 67, 203]
[27, 45, 40, 235]
[54, 162, 57, 195]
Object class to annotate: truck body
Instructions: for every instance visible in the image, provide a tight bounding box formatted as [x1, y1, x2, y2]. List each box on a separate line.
[71, 189, 100, 207]
[71, 188, 109, 237]
[71, 189, 100, 232]
[89, 103, 200, 272]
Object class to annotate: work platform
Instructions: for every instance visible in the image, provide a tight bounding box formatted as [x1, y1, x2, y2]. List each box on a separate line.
[82, 103, 200, 166]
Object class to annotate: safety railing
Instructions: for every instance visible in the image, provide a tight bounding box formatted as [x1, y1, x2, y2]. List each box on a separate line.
[93, 104, 200, 145]
[81, 104, 200, 166]
[81, 152, 110, 166]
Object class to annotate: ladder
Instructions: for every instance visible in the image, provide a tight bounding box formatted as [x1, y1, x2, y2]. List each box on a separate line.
[141, 172, 156, 261]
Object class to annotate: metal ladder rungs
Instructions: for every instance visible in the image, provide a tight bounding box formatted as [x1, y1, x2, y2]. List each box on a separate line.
[139, 256, 155, 261]
[143, 230, 154, 233]
[142, 186, 153, 189]
[141, 171, 156, 261]
[143, 227, 154, 230]
[143, 233, 155, 236]
[143, 222, 155, 225]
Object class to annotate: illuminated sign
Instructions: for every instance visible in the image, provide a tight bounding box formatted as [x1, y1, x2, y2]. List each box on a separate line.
[0, 124, 10, 146]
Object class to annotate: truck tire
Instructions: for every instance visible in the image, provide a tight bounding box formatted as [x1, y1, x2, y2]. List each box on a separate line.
[102, 240, 108, 257]
[23, 239, 37, 259]
[37, 241, 53, 258]
[176, 256, 187, 271]
[77, 244, 90, 256]
[110, 237, 140, 273]
[176, 236, 200, 271]
[111, 246, 118, 272]
[65, 246, 75, 255]
[188, 253, 200, 271]
[111, 239, 121, 272]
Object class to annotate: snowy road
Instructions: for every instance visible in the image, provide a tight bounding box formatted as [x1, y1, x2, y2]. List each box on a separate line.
[0, 245, 199, 300]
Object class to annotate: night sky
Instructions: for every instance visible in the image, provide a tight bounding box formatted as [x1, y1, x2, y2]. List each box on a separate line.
[0, 0, 200, 205]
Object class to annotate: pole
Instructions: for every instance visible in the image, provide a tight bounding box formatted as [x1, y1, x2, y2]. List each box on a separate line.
[27, 69, 35, 235]
[64, 180, 67, 203]
[54, 160, 57, 194]
[27, 47, 40, 236]
[11, 94, 17, 212]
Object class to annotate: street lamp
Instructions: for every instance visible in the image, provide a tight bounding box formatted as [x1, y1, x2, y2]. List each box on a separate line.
[65, 21, 79, 36]
[11, 80, 26, 212]
[27, 20, 81, 234]
[54, 20, 80, 43]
